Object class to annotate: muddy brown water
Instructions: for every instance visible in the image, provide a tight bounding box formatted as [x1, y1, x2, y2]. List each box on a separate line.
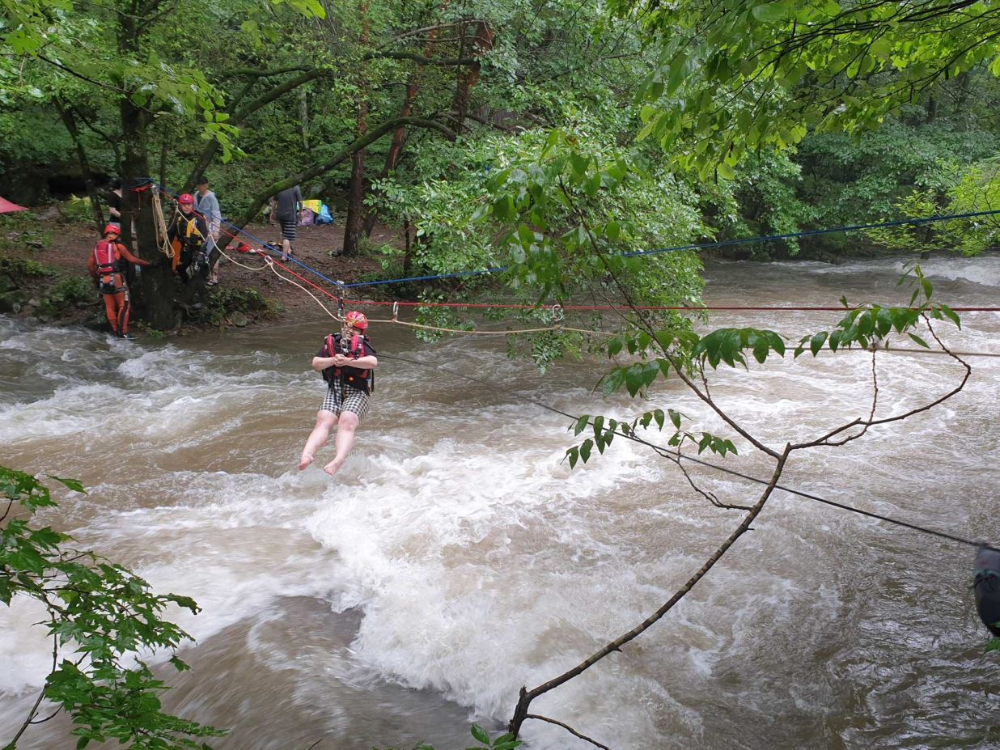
[1, 257, 999, 749]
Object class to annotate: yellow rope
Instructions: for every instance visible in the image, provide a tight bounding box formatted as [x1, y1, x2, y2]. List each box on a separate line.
[218, 247, 269, 273]
[151, 190, 175, 259]
[262, 255, 341, 320]
[206, 253, 1000, 354]
[364, 318, 615, 337]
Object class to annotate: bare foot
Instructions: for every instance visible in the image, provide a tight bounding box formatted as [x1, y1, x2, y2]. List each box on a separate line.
[322, 458, 345, 477]
[298, 453, 315, 471]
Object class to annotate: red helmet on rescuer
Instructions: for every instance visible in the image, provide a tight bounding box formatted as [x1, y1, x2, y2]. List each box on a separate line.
[344, 311, 368, 330]
[103, 223, 120, 236]
[178, 193, 195, 205]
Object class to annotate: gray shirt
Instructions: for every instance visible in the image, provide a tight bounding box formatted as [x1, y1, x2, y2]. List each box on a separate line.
[275, 186, 302, 222]
[195, 189, 221, 247]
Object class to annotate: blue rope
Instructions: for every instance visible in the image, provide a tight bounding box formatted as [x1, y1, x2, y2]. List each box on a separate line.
[134, 178, 1000, 294]
[341, 267, 507, 288]
[143, 179, 349, 293]
[348, 207, 1000, 288]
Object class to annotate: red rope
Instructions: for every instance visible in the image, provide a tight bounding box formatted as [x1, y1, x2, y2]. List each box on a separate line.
[166, 194, 1000, 317]
[336, 299, 1000, 313]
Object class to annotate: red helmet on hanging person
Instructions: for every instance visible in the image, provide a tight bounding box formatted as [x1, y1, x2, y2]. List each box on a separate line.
[103, 223, 120, 236]
[344, 311, 368, 330]
[178, 193, 195, 205]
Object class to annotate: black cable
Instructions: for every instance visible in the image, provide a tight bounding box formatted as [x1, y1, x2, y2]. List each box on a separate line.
[381, 353, 999, 554]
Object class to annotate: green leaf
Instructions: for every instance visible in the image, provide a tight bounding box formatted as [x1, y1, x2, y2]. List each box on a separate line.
[470, 725, 490, 745]
[48, 475, 86, 494]
[580, 439, 593, 463]
[573, 415, 589, 436]
[908, 333, 930, 348]
[752, 1, 791, 22]
[809, 331, 828, 356]
[938, 304, 961, 329]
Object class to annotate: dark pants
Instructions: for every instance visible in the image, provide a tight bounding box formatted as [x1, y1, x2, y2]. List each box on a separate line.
[177, 246, 210, 306]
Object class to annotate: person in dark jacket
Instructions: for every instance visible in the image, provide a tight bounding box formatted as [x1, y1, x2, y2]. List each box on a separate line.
[167, 193, 211, 309]
[274, 185, 302, 261]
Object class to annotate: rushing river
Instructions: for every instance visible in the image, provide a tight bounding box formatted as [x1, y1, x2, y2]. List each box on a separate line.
[1, 257, 999, 750]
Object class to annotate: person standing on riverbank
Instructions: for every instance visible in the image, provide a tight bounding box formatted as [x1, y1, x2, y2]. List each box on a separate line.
[195, 176, 222, 286]
[274, 185, 302, 261]
[88, 223, 150, 339]
[168, 193, 211, 309]
[299, 311, 377, 477]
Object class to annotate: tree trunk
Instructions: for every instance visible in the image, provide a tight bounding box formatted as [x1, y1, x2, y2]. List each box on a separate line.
[158, 136, 169, 188]
[342, 0, 370, 257]
[233, 116, 456, 232]
[299, 87, 310, 149]
[451, 22, 492, 135]
[53, 100, 105, 232]
[121, 98, 177, 330]
[361, 1, 449, 238]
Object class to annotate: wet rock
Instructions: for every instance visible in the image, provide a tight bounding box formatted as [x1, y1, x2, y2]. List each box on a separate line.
[229, 311, 248, 327]
[0, 290, 26, 314]
[82, 314, 107, 331]
[0, 273, 17, 294]
[27, 298, 40, 308]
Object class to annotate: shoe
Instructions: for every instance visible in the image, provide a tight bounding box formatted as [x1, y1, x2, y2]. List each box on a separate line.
[118, 332, 136, 341]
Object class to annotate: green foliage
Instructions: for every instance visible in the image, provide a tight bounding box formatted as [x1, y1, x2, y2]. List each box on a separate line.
[0, 256, 58, 279]
[623, 0, 1000, 176]
[477, 126, 706, 311]
[0, 466, 223, 750]
[562, 265, 961, 472]
[864, 191, 955, 255]
[793, 267, 960, 357]
[196, 287, 282, 327]
[44, 275, 96, 309]
[58, 195, 97, 224]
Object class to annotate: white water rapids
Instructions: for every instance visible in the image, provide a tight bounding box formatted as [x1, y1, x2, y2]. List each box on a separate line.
[1, 257, 999, 749]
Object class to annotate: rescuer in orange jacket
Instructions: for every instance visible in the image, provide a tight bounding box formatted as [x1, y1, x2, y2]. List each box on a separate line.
[88, 223, 150, 340]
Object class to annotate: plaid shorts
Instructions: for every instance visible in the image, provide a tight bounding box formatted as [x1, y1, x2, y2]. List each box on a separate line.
[321, 385, 371, 421]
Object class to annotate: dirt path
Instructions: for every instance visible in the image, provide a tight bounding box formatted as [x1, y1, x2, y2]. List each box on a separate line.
[1, 217, 401, 328]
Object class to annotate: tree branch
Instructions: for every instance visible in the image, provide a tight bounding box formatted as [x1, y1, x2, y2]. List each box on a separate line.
[182, 68, 331, 190]
[525, 714, 611, 750]
[231, 116, 456, 231]
[509, 447, 792, 737]
[363, 50, 476, 66]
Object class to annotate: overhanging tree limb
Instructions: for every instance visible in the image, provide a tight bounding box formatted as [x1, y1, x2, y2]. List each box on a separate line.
[182, 67, 332, 191]
[508, 448, 792, 739]
[231, 116, 456, 233]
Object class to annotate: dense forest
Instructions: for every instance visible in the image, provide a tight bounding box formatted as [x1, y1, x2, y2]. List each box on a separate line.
[3, 1, 1000, 749]
[3, 0, 1000, 329]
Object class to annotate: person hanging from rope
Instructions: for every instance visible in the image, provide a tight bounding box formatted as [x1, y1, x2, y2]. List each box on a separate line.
[168, 193, 211, 310]
[87, 223, 151, 340]
[299, 311, 378, 476]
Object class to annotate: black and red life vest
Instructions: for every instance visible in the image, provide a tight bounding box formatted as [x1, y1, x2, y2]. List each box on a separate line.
[322, 333, 375, 393]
